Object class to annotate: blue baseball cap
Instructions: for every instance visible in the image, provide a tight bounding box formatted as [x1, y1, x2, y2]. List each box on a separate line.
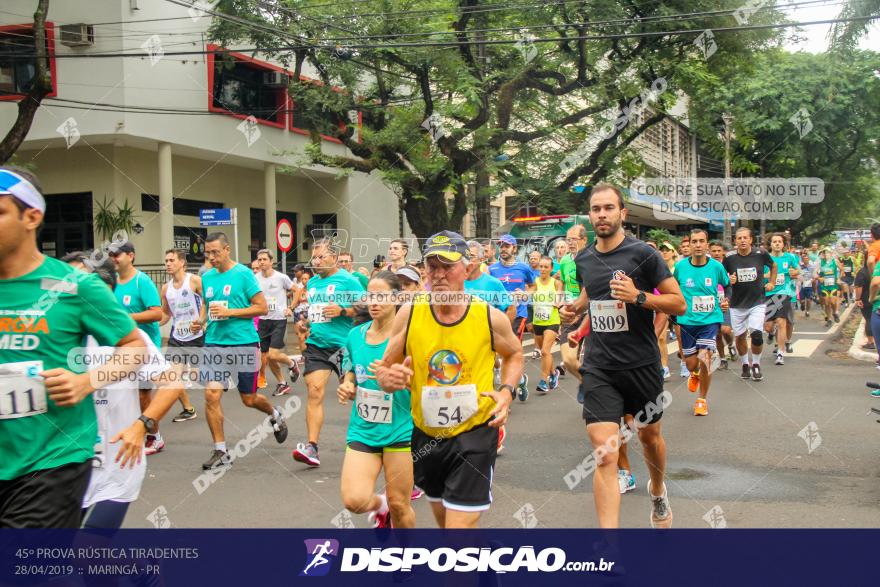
[497, 234, 517, 246]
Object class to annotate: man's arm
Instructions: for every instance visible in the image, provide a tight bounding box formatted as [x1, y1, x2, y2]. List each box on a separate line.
[481, 306, 522, 428]
[224, 292, 268, 319]
[374, 304, 414, 391]
[870, 275, 880, 306]
[159, 283, 171, 326]
[130, 306, 163, 324]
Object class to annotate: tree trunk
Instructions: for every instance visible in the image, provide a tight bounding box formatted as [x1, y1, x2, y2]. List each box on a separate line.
[0, 0, 52, 164]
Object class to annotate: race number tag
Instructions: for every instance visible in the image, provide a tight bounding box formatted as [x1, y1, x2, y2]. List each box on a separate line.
[93, 433, 105, 470]
[267, 298, 278, 313]
[307, 304, 329, 324]
[737, 267, 758, 283]
[0, 361, 47, 420]
[691, 295, 716, 314]
[356, 389, 393, 424]
[421, 384, 478, 429]
[590, 301, 629, 332]
[534, 304, 552, 322]
[824, 277, 836, 286]
[775, 273, 786, 286]
[209, 300, 228, 321]
[174, 320, 193, 339]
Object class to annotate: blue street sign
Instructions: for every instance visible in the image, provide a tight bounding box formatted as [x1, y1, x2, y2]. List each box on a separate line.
[200, 208, 235, 226]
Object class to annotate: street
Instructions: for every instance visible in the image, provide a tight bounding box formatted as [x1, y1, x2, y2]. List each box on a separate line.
[125, 306, 880, 529]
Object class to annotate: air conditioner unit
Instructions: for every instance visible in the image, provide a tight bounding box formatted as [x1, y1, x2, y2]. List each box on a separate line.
[263, 71, 289, 87]
[60, 24, 95, 47]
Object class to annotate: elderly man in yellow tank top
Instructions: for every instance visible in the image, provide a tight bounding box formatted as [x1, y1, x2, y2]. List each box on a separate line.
[373, 231, 524, 529]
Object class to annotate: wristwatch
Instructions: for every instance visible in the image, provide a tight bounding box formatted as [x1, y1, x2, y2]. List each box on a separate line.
[138, 415, 157, 434]
[498, 384, 515, 399]
[634, 291, 647, 306]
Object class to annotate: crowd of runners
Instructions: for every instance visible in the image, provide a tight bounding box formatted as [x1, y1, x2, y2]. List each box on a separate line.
[1, 165, 874, 532]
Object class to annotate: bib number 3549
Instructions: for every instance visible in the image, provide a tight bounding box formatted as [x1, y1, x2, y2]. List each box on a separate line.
[590, 301, 629, 332]
[421, 384, 477, 428]
[0, 361, 47, 420]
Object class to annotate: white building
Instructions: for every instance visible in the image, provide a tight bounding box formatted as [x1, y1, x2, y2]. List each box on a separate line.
[0, 0, 405, 273]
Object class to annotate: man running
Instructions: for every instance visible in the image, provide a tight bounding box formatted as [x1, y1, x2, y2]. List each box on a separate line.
[292, 238, 364, 467]
[160, 248, 200, 422]
[384, 239, 409, 272]
[674, 229, 729, 416]
[375, 231, 523, 528]
[764, 233, 799, 365]
[561, 184, 685, 528]
[255, 248, 300, 396]
[108, 240, 165, 454]
[194, 232, 288, 470]
[339, 251, 369, 289]
[558, 225, 589, 400]
[709, 241, 736, 368]
[798, 251, 817, 317]
[818, 247, 843, 327]
[722, 227, 776, 382]
[0, 166, 144, 528]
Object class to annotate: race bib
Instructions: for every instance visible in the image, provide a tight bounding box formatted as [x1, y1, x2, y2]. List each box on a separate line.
[267, 298, 278, 313]
[534, 304, 552, 322]
[93, 433, 105, 470]
[737, 267, 757, 283]
[691, 295, 716, 314]
[775, 273, 786, 286]
[356, 389, 393, 424]
[0, 361, 47, 420]
[421, 384, 478, 429]
[589, 300, 629, 333]
[308, 304, 329, 324]
[174, 320, 193, 339]
[824, 277, 836, 286]
[209, 300, 228, 321]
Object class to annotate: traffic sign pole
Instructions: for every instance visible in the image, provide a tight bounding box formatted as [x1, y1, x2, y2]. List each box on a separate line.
[276, 219, 294, 274]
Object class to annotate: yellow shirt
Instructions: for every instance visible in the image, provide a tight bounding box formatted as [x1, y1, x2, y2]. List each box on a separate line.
[532, 277, 560, 326]
[405, 294, 496, 437]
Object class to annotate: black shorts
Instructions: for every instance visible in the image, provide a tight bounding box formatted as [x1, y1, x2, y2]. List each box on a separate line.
[168, 335, 205, 348]
[842, 275, 855, 286]
[533, 324, 559, 336]
[581, 362, 666, 425]
[0, 460, 92, 528]
[258, 318, 288, 352]
[512, 316, 527, 338]
[167, 335, 204, 368]
[765, 294, 794, 323]
[303, 344, 343, 377]
[412, 423, 498, 512]
[347, 440, 411, 454]
[199, 343, 259, 393]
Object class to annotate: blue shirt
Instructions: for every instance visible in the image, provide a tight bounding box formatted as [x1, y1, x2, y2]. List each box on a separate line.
[465, 273, 511, 311]
[488, 261, 534, 318]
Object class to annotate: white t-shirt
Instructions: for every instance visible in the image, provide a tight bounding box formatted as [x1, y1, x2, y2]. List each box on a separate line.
[82, 330, 168, 508]
[257, 270, 293, 321]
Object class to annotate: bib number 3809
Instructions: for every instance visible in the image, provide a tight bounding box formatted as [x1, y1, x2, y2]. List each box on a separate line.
[421, 384, 478, 428]
[590, 301, 629, 332]
[0, 361, 47, 420]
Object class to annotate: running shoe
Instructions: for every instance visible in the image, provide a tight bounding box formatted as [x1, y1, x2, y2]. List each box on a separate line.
[768, 330, 775, 343]
[679, 362, 689, 378]
[556, 362, 566, 377]
[727, 344, 738, 361]
[497, 425, 506, 454]
[517, 374, 529, 402]
[493, 367, 502, 389]
[871, 388, 880, 398]
[825, 319, 833, 328]
[172, 407, 197, 422]
[719, 358, 728, 370]
[577, 386, 585, 405]
[785, 342, 794, 354]
[369, 508, 392, 529]
[270, 410, 288, 443]
[532, 349, 542, 360]
[668, 330, 676, 342]
[617, 469, 636, 494]
[288, 359, 301, 384]
[273, 383, 292, 396]
[693, 397, 708, 416]
[202, 449, 231, 470]
[833, 312, 840, 323]
[411, 487, 424, 500]
[805, 311, 810, 318]
[662, 366, 670, 381]
[741, 364, 751, 379]
[647, 480, 673, 529]
[536, 379, 549, 395]
[775, 352, 784, 366]
[292, 442, 320, 467]
[144, 435, 165, 456]
[548, 371, 559, 390]
[751, 364, 763, 381]
[687, 371, 700, 393]
[862, 342, 876, 351]
[257, 374, 268, 389]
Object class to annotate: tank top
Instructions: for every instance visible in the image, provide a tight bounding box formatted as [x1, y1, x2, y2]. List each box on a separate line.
[819, 260, 838, 288]
[405, 294, 496, 438]
[532, 277, 560, 326]
[166, 273, 203, 342]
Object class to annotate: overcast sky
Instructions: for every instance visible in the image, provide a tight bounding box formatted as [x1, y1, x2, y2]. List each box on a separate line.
[782, 0, 879, 53]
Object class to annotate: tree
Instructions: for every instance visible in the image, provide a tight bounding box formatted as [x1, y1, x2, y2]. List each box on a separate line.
[0, 0, 52, 164]
[208, 0, 783, 238]
[686, 49, 880, 242]
[830, 0, 880, 50]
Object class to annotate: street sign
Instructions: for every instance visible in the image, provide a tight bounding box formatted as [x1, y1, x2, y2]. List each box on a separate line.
[276, 219, 294, 253]
[200, 208, 235, 226]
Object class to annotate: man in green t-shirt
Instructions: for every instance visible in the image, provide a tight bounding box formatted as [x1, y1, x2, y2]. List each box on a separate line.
[558, 224, 589, 401]
[193, 232, 288, 471]
[763, 233, 800, 365]
[0, 166, 145, 528]
[338, 250, 369, 289]
[108, 240, 166, 455]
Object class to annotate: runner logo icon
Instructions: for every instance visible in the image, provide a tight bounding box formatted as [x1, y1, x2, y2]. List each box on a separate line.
[300, 539, 340, 577]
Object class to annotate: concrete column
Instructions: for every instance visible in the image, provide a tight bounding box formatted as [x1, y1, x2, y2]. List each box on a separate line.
[158, 142, 173, 252]
[264, 163, 277, 259]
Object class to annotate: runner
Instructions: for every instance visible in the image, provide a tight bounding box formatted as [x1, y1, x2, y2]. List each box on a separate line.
[798, 251, 817, 317]
[374, 231, 523, 528]
[108, 240, 166, 455]
[0, 166, 144, 528]
[482, 239, 498, 270]
[840, 249, 856, 304]
[338, 251, 369, 290]
[558, 225, 589, 400]
[527, 250, 542, 280]
[818, 247, 843, 328]
[808, 240, 821, 265]
[255, 248, 301, 396]
[866, 224, 880, 273]
[722, 227, 777, 382]
[552, 239, 568, 275]
[854, 263, 875, 351]
[384, 239, 409, 272]
[159, 248, 200, 423]
[678, 235, 691, 258]
[395, 265, 423, 298]
[488, 234, 534, 399]
[194, 232, 288, 470]
[709, 241, 736, 369]
[658, 242, 680, 378]
[338, 271, 415, 529]
[292, 238, 364, 468]
[532, 256, 563, 394]
[561, 183, 686, 528]
[763, 234, 799, 365]
[674, 229, 729, 416]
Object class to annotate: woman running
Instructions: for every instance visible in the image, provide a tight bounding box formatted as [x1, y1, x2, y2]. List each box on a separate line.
[532, 256, 564, 393]
[338, 271, 415, 528]
[818, 248, 843, 327]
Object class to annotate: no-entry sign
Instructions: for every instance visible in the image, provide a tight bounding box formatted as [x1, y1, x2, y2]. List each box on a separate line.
[276, 219, 294, 252]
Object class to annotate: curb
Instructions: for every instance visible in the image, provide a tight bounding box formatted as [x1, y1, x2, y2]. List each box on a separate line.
[848, 315, 877, 363]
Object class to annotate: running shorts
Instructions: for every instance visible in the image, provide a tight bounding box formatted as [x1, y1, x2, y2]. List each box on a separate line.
[0, 460, 92, 528]
[799, 286, 814, 301]
[730, 305, 766, 336]
[532, 324, 559, 336]
[199, 343, 259, 393]
[765, 294, 794, 323]
[258, 318, 288, 352]
[347, 441, 411, 454]
[820, 286, 840, 297]
[303, 344, 343, 377]
[679, 323, 720, 356]
[580, 362, 665, 425]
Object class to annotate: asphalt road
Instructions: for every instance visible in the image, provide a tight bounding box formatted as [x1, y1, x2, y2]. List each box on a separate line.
[124, 305, 880, 529]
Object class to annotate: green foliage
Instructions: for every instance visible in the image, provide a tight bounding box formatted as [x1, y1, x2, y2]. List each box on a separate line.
[94, 196, 138, 242]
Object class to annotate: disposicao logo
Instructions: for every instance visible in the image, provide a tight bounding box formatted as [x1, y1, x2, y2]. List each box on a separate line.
[301, 539, 339, 577]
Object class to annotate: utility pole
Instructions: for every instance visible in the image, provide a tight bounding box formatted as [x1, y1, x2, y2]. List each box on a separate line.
[722, 112, 733, 244]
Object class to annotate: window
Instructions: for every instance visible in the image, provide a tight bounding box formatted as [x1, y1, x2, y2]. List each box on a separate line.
[0, 23, 56, 101]
[207, 45, 288, 128]
[141, 194, 223, 217]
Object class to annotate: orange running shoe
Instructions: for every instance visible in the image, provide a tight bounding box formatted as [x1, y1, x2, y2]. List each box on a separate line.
[257, 374, 267, 389]
[687, 371, 700, 393]
[693, 398, 708, 416]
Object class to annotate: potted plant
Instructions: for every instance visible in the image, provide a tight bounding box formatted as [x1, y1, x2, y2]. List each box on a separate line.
[93, 196, 139, 242]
